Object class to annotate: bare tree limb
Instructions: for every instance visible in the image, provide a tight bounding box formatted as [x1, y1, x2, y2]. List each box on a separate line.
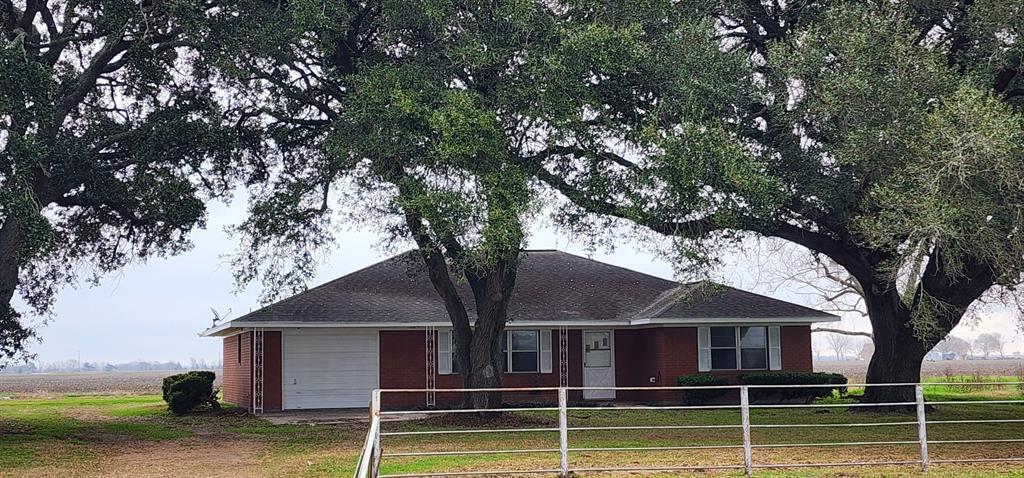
[812, 327, 873, 338]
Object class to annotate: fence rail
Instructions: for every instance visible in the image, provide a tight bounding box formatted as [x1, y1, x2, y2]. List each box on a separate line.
[353, 382, 1024, 478]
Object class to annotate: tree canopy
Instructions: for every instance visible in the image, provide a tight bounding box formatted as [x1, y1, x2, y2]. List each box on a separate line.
[217, 0, 741, 406]
[538, 0, 1023, 400]
[0, 0, 254, 362]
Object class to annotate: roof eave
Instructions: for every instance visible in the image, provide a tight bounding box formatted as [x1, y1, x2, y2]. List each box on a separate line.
[199, 322, 233, 337]
[631, 315, 840, 325]
[199, 315, 839, 335]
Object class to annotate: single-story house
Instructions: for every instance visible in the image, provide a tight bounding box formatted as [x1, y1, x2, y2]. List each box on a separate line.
[201, 250, 837, 411]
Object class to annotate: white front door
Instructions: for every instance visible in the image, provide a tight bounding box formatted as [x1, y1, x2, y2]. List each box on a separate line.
[583, 330, 615, 400]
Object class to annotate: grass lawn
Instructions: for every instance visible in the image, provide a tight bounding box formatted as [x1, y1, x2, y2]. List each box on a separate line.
[1, 382, 1022, 477]
[0, 395, 365, 477]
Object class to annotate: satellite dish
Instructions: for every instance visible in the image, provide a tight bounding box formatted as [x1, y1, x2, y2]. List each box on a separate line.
[210, 307, 232, 327]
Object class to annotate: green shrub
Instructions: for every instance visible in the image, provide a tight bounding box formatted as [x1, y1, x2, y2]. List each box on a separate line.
[162, 371, 219, 414]
[737, 372, 848, 403]
[162, 371, 215, 401]
[677, 374, 729, 405]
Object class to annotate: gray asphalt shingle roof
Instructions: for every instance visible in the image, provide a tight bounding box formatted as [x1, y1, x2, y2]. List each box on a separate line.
[229, 250, 834, 325]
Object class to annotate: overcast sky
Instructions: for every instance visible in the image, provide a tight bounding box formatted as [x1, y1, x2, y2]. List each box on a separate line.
[17, 197, 1024, 365]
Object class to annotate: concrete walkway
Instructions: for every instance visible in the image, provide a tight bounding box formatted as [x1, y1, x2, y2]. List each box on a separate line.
[261, 408, 429, 425]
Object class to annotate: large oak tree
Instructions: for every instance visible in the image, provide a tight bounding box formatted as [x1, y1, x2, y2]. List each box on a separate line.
[220, 0, 737, 407]
[535, 1, 1023, 402]
[1, 0, 253, 363]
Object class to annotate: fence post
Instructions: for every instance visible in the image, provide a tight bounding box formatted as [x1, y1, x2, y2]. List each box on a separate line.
[916, 384, 929, 472]
[558, 387, 569, 477]
[741, 386, 753, 476]
[371, 390, 382, 478]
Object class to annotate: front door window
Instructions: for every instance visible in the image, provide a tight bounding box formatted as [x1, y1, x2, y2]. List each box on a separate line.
[584, 331, 612, 368]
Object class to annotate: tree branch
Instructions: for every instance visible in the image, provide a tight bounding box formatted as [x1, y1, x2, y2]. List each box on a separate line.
[812, 327, 873, 338]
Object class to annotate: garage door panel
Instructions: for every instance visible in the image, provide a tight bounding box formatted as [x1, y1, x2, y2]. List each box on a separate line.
[286, 343, 377, 354]
[286, 375, 378, 390]
[284, 359, 379, 370]
[283, 330, 379, 409]
[286, 390, 374, 399]
[285, 365, 378, 375]
[286, 368, 378, 376]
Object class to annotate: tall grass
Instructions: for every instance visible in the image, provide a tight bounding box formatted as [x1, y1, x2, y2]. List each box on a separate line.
[1017, 365, 1024, 394]
[931, 371, 1020, 394]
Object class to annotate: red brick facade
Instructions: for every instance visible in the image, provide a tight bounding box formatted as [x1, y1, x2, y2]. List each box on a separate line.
[379, 330, 585, 407]
[224, 325, 813, 410]
[221, 332, 251, 408]
[220, 331, 283, 411]
[376, 325, 814, 407]
[781, 325, 814, 372]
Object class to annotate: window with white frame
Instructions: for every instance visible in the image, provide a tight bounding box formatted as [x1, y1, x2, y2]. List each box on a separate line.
[710, 327, 737, 370]
[710, 326, 769, 370]
[505, 330, 540, 373]
[439, 329, 547, 374]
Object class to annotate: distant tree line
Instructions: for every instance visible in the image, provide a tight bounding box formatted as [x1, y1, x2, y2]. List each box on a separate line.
[929, 333, 1019, 360]
[0, 358, 221, 374]
[813, 332, 1019, 361]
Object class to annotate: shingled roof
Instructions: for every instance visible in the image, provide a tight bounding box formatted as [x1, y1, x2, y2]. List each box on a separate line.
[209, 250, 835, 332]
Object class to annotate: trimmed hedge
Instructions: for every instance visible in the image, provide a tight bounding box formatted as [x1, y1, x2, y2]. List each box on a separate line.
[162, 371, 220, 414]
[737, 372, 848, 403]
[677, 374, 729, 405]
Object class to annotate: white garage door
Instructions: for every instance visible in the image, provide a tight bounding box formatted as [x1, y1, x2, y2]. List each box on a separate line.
[283, 329, 379, 409]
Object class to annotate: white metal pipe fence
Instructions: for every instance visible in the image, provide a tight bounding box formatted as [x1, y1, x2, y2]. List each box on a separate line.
[353, 382, 1024, 478]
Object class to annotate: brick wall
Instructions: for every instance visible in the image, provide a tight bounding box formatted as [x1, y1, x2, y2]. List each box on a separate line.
[322, 324, 814, 409]
[614, 326, 814, 403]
[618, 327, 703, 402]
[379, 329, 584, 408]
[222, 332, 251, 408]
[613, 328, 660, 401]
[220, 331, 283, 411]
[781, 325, 813, 372]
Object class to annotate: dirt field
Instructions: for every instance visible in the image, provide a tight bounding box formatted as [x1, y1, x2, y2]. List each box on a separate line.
[815, 359, 1024, 382]
[0, 371, 223, 397]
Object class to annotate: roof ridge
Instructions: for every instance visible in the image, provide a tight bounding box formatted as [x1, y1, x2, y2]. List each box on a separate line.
[232, 249, 677, 323]
[527, 249, 678, 286]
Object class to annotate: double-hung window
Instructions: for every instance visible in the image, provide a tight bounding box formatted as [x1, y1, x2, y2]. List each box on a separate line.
[504, 330, 540, 373]
[738, 326, 768, 369]
[440, 329, 550, 374]
[710, 327, 738, 370]
[709, 326, 769, 370]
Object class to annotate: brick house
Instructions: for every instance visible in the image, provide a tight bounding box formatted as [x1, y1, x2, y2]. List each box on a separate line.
[202, 250, 836, 411]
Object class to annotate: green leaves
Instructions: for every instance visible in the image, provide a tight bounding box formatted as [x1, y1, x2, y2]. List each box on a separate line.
[859, 83, 1024, 280]
[771, 4, 955, 168]
[428, 91, 507, 166]
[1, 0, 257, 362]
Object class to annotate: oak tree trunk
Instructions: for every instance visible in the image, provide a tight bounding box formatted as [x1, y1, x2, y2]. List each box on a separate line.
[0, 216, 21, 309]
[860, 289, 929, 404]
[458, 263, 517, 411]
[0, 215, 31, 361]
[859, 287, 972, 405]
[461, 318, 506, 410]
